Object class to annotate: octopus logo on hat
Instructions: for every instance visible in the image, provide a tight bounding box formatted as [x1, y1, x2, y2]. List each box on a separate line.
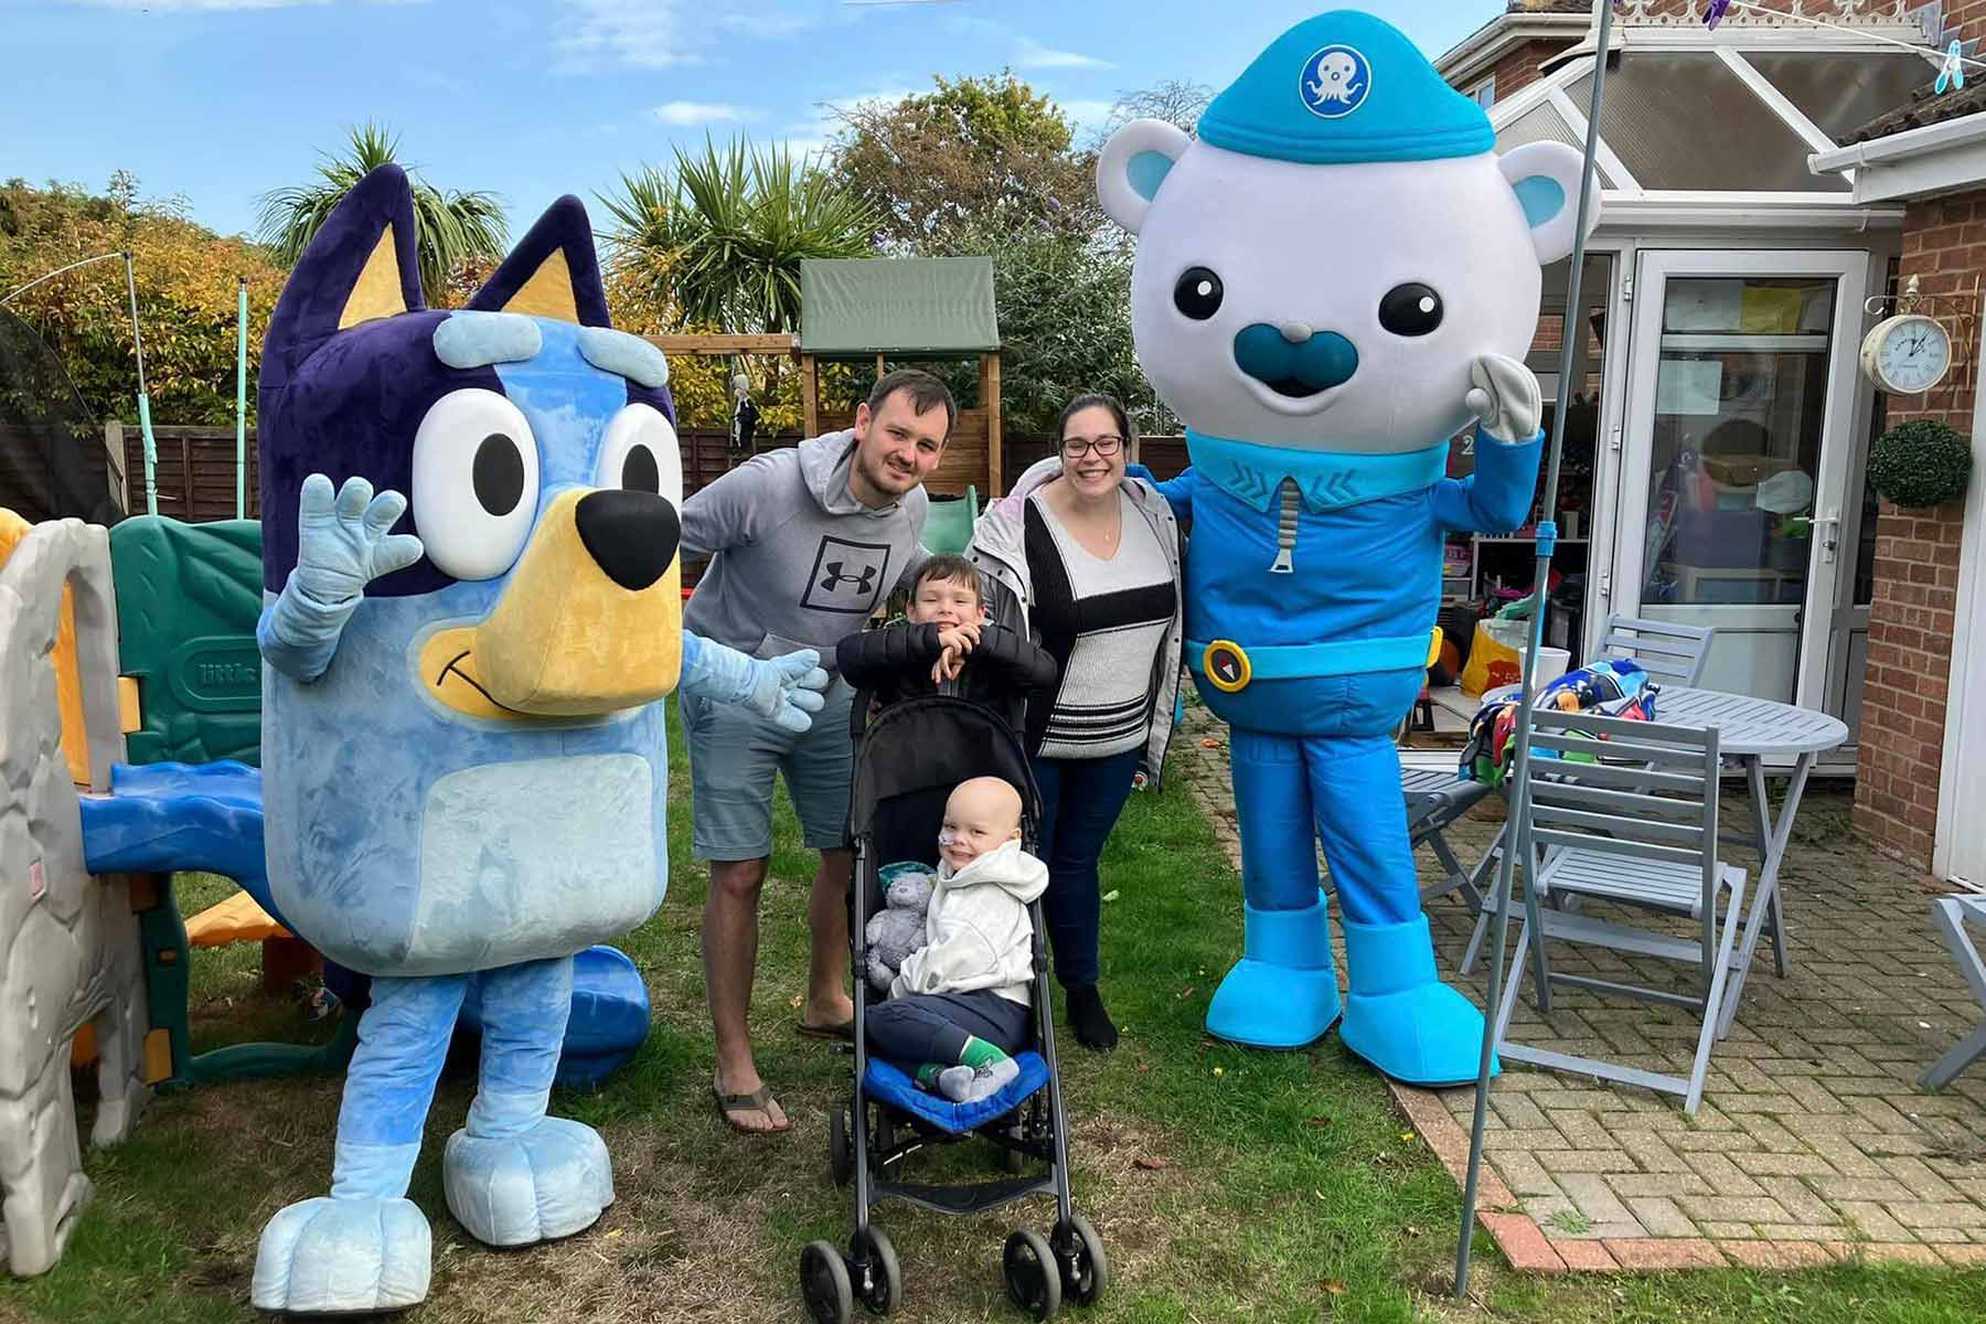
[1300, 44, 1371, 119]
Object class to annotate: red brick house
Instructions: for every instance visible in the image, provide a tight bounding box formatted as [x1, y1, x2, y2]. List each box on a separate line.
[1432, 1, 1986, 887]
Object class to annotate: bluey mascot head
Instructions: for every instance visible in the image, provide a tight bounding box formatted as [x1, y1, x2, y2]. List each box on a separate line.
[258, 165, 685, 976]
[1098, 10, 1597, 452]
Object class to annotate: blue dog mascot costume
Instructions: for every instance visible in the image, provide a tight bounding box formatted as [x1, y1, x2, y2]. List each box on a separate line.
[248, 166, 827, 1314]
[1099, 12, 1595, 1085]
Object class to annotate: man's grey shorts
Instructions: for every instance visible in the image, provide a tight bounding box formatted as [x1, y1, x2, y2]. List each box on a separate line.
[680, 678, 856, 861]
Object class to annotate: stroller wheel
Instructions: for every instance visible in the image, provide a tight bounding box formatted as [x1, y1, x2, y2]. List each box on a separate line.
[1002, 1228, 1062, 1320]
[830, 1101, 853, 1187]
[1054, 1214, 1109, 1306]
[800, 1240, 854, 1324]
[851, 1225, 902, 1315]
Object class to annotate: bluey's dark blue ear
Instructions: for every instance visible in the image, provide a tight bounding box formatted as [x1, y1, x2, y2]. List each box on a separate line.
[468, 196, 611, 327]
[262, 164, 423, 395]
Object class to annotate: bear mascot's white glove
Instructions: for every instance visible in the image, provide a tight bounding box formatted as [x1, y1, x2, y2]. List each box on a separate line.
[1465, 352, 1543, 444]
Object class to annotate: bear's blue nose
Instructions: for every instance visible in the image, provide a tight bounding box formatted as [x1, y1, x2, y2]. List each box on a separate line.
[1232, 324, 1358, 398]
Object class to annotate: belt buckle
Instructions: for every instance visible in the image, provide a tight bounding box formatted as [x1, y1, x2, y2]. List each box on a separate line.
[1203, 639, 1251, 693]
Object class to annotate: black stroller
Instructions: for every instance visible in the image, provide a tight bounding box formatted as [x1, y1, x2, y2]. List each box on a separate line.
[799, 694, 1107, 1322]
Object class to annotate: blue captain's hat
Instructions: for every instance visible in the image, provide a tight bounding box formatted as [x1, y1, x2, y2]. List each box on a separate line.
[1198, 10, 1495, 164]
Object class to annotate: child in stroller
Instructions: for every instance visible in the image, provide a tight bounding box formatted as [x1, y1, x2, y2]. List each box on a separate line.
[801, 594, 1103, 1322]
[865, 776, 1045, 1105]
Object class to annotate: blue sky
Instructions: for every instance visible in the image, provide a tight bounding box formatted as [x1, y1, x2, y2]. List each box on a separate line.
[4, 1, 1507, 240]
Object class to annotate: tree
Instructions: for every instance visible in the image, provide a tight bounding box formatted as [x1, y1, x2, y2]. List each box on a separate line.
[1099, 79, 1214, 142]
[256, 122, 506, 306]
[1, 176, 287, 426]
[602, 138, 877, 337]
[600, 138, 877, 430]
[829, 72, 1099, 251]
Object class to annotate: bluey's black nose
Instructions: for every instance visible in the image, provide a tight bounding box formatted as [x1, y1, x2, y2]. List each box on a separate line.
[575, 489, 680, 591]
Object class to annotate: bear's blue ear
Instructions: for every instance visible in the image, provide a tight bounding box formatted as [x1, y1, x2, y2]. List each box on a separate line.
[1098, 120, 1192, 235]
[1499, 141, 1597, 266]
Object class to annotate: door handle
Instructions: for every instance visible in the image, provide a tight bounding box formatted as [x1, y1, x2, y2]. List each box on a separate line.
[1811, 513, 1840, 563]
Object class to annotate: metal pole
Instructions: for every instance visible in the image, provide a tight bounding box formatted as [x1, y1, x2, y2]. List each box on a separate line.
[236, 277, 249, 520]
[123, 252, 159, 518]
[1454, 0, 1613, 1297]
[0, 251, 128, 306]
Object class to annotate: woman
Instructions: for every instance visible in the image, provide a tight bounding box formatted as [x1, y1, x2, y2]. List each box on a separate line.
[968, 394, 1184, 1051]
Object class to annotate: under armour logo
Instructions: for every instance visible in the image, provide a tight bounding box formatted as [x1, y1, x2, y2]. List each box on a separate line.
[802, 535, 892, 614]
[819, 561, 879, 596]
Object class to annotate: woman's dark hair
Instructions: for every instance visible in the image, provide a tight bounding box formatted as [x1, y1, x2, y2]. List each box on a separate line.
[912, 553, 983, 604]
[1057, 392, 1134, 446]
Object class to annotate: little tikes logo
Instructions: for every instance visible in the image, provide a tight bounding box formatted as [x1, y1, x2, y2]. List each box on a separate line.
[1301, 44, 1371, 119]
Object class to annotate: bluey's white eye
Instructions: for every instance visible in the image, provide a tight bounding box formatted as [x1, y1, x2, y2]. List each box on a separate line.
[595, 402, 683, 506]
[410, 388, 539, 581]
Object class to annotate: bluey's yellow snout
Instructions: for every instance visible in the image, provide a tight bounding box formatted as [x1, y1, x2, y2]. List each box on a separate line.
[421, 487, 683, 719]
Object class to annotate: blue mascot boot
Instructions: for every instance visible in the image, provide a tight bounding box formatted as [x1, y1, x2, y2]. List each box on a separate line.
[1340, 915, 1496, 1086]
[444, 1111, 614, 1247]
[1205, 896, 1343, 1048]
[251, 1142, 433, 1314]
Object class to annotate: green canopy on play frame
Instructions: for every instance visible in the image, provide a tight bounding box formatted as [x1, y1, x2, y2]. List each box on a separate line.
[798, 257, 1000, 357]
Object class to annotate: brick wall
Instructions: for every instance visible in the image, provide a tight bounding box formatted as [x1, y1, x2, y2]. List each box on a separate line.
[1854, 192, 1982, 867]
[1488, 38, 1562, 100]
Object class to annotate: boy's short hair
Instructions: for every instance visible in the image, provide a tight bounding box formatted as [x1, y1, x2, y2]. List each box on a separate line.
[912, 554, 983, 604]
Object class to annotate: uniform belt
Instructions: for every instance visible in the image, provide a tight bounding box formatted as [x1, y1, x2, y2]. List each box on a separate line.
[1186, 632, 1432, 684]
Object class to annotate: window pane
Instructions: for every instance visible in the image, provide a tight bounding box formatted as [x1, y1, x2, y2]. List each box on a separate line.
[1566, 53, 1850, 192]
[1744, 50, 1935, 143]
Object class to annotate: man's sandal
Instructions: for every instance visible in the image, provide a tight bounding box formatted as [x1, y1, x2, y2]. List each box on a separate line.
[795, 1017, 855, 1042]
[712, 1080, 789, 1134]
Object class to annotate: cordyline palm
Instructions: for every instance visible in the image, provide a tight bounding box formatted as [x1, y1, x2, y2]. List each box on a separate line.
[256, 122, 507, 303]
[601, 138, 878, 335]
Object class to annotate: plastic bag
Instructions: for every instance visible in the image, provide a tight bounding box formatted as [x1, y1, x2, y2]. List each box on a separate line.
[1459, 616, 1525, 695]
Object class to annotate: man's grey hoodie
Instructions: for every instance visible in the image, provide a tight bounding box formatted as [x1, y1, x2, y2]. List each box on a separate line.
[682, 430, 929, 666]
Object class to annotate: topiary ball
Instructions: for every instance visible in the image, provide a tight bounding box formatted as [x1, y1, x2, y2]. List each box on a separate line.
[1867, 419, 1972, 508]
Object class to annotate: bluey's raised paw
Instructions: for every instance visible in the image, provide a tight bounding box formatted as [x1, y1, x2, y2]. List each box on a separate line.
[250, 1195, 431, 1314]
[443, 1117, 614, 1247]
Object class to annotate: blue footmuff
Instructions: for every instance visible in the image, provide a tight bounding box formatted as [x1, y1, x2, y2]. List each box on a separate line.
[862, 1052, 1052, 1134]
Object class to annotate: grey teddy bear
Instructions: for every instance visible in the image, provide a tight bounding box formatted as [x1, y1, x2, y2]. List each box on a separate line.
[865, 864, 936, 992]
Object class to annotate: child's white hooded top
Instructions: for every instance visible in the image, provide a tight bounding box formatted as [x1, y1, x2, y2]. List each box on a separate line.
[890, 838, 1049, 1007]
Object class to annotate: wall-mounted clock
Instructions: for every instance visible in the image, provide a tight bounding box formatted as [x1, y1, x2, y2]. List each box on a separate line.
[1861, 313, 1953, 395]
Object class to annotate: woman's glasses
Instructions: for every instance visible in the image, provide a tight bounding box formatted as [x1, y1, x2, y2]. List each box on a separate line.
[1061, 434, 1125, 459]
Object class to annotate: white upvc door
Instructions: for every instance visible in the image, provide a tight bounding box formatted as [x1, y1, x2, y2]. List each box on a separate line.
[1935, 292, 1986, 887]
[1609, 249, 1870, 712]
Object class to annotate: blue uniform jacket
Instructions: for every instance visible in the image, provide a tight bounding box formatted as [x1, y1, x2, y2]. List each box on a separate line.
[1154, 425, 1542, 736]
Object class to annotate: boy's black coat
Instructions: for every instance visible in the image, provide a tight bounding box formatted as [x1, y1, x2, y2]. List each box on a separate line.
[837, 621, 1058, 731]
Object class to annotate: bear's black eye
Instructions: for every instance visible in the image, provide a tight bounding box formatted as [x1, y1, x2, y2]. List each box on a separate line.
[473, 433, 526, 516]
[1174, 267, 1224, 321]
[1379, 283, 1443, 337]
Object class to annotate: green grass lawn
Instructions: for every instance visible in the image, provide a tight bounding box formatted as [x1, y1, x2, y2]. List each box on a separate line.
[3, 708, 1983, 1321]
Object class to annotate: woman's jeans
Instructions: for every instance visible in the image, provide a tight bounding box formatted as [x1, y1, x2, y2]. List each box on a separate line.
[1030, 747, 1142, 989]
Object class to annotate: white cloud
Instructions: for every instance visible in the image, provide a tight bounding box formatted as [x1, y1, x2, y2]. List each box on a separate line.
[556, 0, 824, 72]
[1016, 37, 1112, 71]
[652, 100, 758, 127]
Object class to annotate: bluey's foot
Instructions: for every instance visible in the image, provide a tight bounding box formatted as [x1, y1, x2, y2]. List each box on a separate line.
[1203, 900, 1342, 1048]
[1340, 915, 1497, 1087]
[442, 1117, 613, 1247]
[251, 1196, 431, 1314]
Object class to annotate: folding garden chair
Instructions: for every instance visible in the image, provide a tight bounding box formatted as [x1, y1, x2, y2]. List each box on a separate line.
[1455, 615, 1717, 975]
[1489, 710, 1748, 1116]
[1920, 894, 1986, 1090]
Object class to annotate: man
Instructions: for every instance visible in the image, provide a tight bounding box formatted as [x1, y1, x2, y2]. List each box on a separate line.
[680, 368, 954, 1133]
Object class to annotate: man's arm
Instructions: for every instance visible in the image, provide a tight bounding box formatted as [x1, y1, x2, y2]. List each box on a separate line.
[678, 455, 771, 561]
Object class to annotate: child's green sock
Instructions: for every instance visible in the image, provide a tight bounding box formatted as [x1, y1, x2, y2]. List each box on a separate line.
[960, 1036, 1011, 1069]
[939, 1037, 1019, 1103]
[915, 1063, 944, 1089]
